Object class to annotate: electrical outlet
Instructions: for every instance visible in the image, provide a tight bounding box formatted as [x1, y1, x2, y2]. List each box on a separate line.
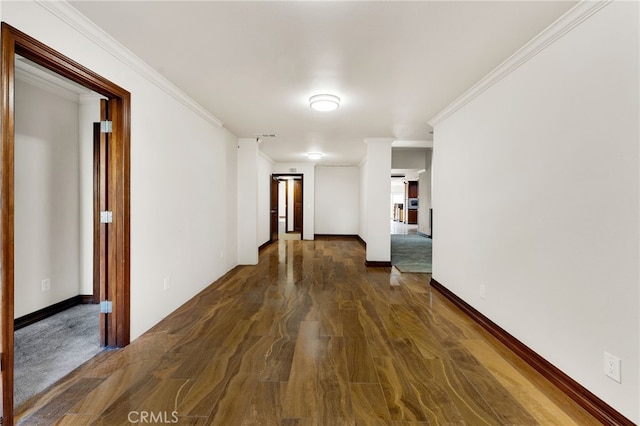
[604, 352, 621, 383]
[163, 277, 170, 291]
[479, 284, 486, 300]
[41, 278, 51, 292]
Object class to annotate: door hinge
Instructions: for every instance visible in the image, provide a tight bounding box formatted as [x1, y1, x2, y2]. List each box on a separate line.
[100, 211, 113, 224]
[100, 301, 113, 314]
[100, 120, 113, 133]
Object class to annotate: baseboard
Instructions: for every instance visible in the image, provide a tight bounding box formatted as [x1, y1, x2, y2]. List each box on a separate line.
[429, 278, 635, 426]
[15, 294, 94, 331]
[355, 235, 366, 247]
[314, 234, 359, 240]
[79, 294, 96, 304]
[417, 231, 431, 239]
[258, 240, 274, 252]
[365, 261, 392, 267]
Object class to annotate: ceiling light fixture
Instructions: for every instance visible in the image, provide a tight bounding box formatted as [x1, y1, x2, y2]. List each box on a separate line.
[309, 94, 340, 112]
[307, 152, 323, 160]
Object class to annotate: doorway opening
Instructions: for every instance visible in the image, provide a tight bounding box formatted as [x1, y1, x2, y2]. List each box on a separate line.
[1, 23, 131, 422]
[270, 174, 303, 242]
[12, 54, 105, 408]
[390, 176, 418, 236]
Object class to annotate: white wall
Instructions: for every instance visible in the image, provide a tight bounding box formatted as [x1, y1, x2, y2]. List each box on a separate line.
[14, 79, 81, 318]
[358, 158, 368, 242]
[257, 152, 274, 247]
[391, 148, 427, 170]
[3, 1, 239, 340]
[315, 166, 359, 235]
[417, 150, 432, 236]
[278, 181, 286, 217]
[431, 2, 639, 421]
[272, 163, 315, 240]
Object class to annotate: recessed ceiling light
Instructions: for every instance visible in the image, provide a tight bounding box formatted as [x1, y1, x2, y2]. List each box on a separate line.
[309, 94, 340, 112]
[307, 152, 323, 160]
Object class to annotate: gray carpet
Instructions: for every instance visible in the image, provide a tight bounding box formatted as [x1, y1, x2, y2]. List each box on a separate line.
[391, 234, 432, 273]
[14, 304, 102, 408]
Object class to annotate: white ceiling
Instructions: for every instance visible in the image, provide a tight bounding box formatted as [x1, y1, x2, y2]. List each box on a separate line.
[69, 1, 576, 165]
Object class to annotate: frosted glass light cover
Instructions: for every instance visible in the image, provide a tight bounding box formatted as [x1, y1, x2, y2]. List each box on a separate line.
[309, 94, 340, 111]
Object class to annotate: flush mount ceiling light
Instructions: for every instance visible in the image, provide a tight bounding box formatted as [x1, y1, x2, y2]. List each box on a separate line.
[307, 152, 323, 160]
[309, 94, 340, 112]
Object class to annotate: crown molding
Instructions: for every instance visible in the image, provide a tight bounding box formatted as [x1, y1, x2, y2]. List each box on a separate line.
[428, 0, 611, 128]
[258, 149, 275, 164]
[35, 0, 224, 128]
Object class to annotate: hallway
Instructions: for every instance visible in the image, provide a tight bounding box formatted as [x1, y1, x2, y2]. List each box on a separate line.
[17, 238, 598, 425]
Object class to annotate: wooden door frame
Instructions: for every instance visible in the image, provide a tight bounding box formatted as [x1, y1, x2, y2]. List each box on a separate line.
[1, 23, 131, 422]
[269, 175, 279, 243]
[291, 178, 303, 234]
[284, 180, 289, 232]
[271, 174, 303, 238]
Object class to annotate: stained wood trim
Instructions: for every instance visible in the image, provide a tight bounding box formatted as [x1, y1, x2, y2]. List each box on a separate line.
[14, 295, 94, 331]
[355, 235, 366, 247]
[272, 174, 304, 238]
[365, 261, 392, 267]
[1, 22, 17, 420]
[258, 241, 274, 252]
[429, 278, 635, 426]
[79, 295, 95, 305]
[314, 234, 359, 239]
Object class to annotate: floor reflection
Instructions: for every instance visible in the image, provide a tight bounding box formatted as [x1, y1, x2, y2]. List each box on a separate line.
[390, 219, 418, 235]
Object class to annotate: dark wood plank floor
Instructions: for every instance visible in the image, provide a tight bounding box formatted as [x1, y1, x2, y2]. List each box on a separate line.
[16, 237, 599, 425]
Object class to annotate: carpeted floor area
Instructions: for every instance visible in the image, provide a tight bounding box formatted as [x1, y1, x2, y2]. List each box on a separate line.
[14, 304, 102, 408]
[391, 234, 432, 273]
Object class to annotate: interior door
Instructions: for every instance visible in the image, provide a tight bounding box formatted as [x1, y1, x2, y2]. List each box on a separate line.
[270, 176, 279, 242]
[97, 99, 109, 346]
[97, 98, 119, 347]
[93, 123, 102, 305]
[293, 179, 303, 234]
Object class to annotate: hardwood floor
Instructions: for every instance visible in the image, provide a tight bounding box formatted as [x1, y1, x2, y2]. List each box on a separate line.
[16, 237, 599, 425]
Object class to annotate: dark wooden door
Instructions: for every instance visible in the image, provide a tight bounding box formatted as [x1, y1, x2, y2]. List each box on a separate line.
[93, 122, 102, 305]
[98, 99, 111, 347]
[293, 179, 303, 233]
[270, 176, 279, 242]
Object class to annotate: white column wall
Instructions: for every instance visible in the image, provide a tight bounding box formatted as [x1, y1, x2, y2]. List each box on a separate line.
[257, 152, 274, 247]
[358, 158, 368, 242]
[417, 150, 432, 236]
[364, 138, 393, 262]
[237, 138, 259, 264]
